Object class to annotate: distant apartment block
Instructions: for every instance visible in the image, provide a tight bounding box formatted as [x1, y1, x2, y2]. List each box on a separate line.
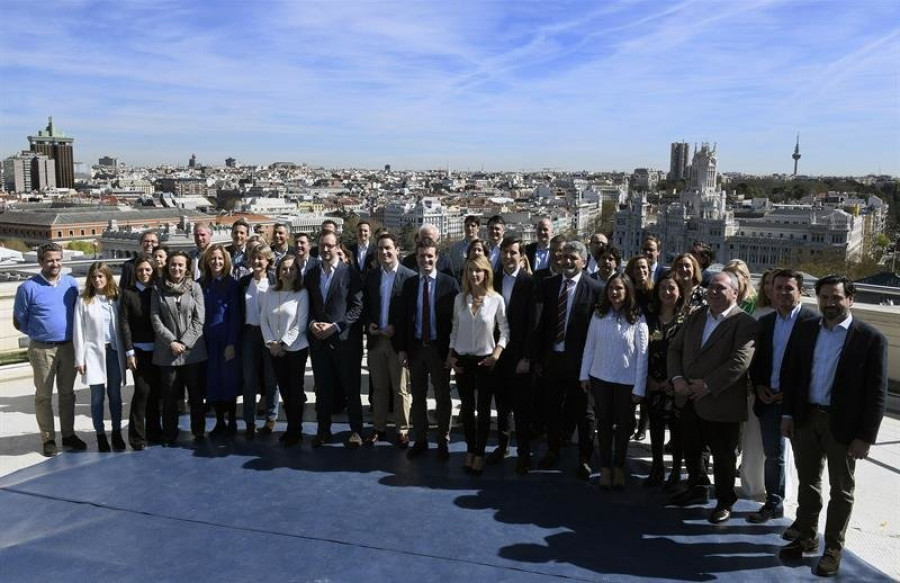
[668, 141, 690, 181]
[3, 151, 56, 193]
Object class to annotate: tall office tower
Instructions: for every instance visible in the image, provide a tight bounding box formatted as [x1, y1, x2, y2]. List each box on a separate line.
[668, 141, 690, 181]
[3, 151, 56, 192]
[189, 154, 197, 168]
[792, 134, 801, 176]
[28, 117, 74, 189]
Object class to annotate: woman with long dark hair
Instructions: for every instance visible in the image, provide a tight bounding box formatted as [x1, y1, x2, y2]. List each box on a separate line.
[644, 269, 691, 487]
[200, 244, 242, 437]
[151, 251, 207, 444]
[120, 254, 162, 449]
[74, 262, 126, 452]
[580, 272, 649, 490]
[260, 254, 309, 447]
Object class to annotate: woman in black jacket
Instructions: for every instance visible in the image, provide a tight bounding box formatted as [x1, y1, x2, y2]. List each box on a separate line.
[119, 254, 161, 449]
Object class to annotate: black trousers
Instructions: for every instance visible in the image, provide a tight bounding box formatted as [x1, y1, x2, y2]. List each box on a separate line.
[310, 339, 362, 433]
[591, 379, 634, 468]
[160, 362, 205, 442]
[269, 348, 308, 439]
[128, 349, 160, 447]
[681, 401, 740, 506]
[455, 354, 494, 455]
[495, 359, 533, 455]
[543, 351, 594, 460]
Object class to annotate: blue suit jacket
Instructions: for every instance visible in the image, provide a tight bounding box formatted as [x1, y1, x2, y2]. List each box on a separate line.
[396, 271, 459, 360]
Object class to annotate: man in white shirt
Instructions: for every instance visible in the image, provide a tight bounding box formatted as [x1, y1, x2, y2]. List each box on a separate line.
[362, 233, 416, 447]
[668, 271, 759, 524]
[190, 223, 212, 281]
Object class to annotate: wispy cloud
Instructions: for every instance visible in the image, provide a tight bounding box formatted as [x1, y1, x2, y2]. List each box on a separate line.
[0, 0, 897, 174]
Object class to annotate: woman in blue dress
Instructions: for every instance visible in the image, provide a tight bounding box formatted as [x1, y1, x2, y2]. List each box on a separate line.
[200, 243, 242, 436]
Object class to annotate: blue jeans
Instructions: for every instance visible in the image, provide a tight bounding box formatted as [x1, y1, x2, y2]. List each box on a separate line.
[758, 402, 786, 509]
[89, 347, 123, 433]
[241, 325, 278, 425]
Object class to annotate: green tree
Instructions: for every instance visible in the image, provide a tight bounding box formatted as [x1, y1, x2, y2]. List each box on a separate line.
[0, 238, 30, 252]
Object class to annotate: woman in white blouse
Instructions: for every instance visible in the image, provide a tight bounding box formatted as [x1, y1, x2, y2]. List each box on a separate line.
[260, 255, 309, 447]
[74, 262, 127, 452]
[580, 272, 649, 490]
[446, 255, 509, 476]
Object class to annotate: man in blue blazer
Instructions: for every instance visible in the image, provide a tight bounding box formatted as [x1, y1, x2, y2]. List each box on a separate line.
[532, 241, 603, 478]
[362, 232, 416, 447]
[305, 231, 365, 448]
[778, 275, 887, 577]
[349, 220, 377, 275]
[747, 269, 818, 525]
[396, 237, 460, 460]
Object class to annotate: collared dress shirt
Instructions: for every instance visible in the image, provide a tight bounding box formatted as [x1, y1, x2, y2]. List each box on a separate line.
[553, 272, 582, 353]
[770, 304, 802, 391]
[809, 314, 852, 406]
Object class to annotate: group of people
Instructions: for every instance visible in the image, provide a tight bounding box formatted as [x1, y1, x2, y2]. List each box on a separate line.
[13, 214, 888, 578]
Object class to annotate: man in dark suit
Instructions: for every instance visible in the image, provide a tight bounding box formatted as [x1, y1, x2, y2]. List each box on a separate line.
[641, 236, 666, 282]
[747, 269, 818, 525]
[524, 217, 553, 273]
[362, 232, 416, 447]
[293, 232, 320, 277]
[778, 275, 887, 577]
[448, 215, 481, 278]
[271, 223, 294, 265]
[305, 231, 365, 448]
[119, 229, 159, 289]
[400, 224, 454, 278]
[349, 220, 376, 274]
[667, 271, 759, 524]
[533, 241, 603, 478]
[485, 215, 505, 272]
[396, 237, 460, 460]
[532, 234, 567, 282]
[490, 236, 537, 474]
[225, 218, 251, 278]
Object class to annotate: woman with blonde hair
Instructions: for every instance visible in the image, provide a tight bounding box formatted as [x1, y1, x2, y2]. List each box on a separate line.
[670, 252, 707, 311]
[74, 262, 127, 452]
[446, 255, 509, 476]
[723, 259, 757, 314]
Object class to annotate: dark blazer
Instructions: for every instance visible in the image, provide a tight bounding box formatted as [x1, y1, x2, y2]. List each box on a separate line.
[781, 316, 888, 445]
[304, 261, 364, 345]
[524, 242, 551, 273]
[349, 242, 377, 274]
[119, 257, 137, 290]
[396, 270, 459, 360]
[493, 268, 536, 366]
[362, 263, 416, 351]
[667, 306, 760, 423]
[749, 306, 818, 416]
[297, 255, 321, 277]
[651, 263, 667, 283]
[532, 273, 603, 368]
[401, 252, 454, 279]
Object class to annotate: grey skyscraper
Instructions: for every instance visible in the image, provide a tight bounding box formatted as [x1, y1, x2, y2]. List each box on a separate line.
[668, 141, 690, 181]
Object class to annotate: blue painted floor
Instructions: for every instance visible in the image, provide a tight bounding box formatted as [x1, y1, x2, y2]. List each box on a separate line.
[0, 421, 891, 582]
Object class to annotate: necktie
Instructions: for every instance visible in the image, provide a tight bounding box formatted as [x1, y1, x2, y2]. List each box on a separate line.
[422, 276, 431, 342]
[556, 278, 572, 343]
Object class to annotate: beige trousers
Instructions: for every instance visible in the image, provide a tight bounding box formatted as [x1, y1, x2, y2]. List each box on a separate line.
[27, 341, 77, 443]
[368, 335, 410, 433]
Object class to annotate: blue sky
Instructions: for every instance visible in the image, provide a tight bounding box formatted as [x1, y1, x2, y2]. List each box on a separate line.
[1, 0, 898, 175]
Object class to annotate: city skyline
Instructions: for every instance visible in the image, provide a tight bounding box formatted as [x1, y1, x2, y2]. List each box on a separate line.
[1, 1, 898, 176]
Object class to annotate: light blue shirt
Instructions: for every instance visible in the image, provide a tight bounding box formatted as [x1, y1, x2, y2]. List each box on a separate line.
[415, 271, 437, 341]
[378, 264, 398, 330]
[534, 246, 550, 271]
[809, 315, 852, 406]
[770, 304, 802, 391]
[489, 245, 501, 271]
[320, 261, 337, 299]
[97, 295, 117, 349]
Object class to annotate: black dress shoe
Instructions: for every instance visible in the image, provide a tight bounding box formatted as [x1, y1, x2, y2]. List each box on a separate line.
[364, 430, 383, 446]
[111, 430, 126, 451]
[407, 441, 429, 459]
[131, 443, 145, 451]
[209, 422, 227, 437]
[746, 504, 784, 524]
[664, 470, 682, 492]
[516, 456, 531, 476]
[282, 434, 302, 447]
[779, 537, 819, 560]
[537, 451, 558, 469]
[62, 435, 87, 451]
[668, 486, 709, 507]
[644, 466, 664, 487]
[436, 442, 450, 461]
[708, 505, 732, 524]
[245, 424, 256, 439]
[485, 447, 507, 465]
[311, 431, 332, 448]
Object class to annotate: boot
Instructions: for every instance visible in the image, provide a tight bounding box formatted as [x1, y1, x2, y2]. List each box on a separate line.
[97, 432, 111, 453]
[111, 430, 126, 451]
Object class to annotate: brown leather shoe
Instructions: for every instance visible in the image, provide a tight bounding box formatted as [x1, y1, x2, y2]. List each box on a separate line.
[345, 432, 363, 449]
[364, 430, 383, 446]
[396, 433, 410, 449]
[260, 420, 276, 435]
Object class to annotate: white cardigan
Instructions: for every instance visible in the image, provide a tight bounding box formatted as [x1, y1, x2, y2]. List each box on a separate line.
[73, 295, 126, 386]
[579, 311, 649, 397]
[259, 288, 309, 352]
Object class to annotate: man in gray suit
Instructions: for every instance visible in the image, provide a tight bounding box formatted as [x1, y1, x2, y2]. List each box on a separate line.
[362, 232, 416, 447]
[668, 271, 760, 523]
